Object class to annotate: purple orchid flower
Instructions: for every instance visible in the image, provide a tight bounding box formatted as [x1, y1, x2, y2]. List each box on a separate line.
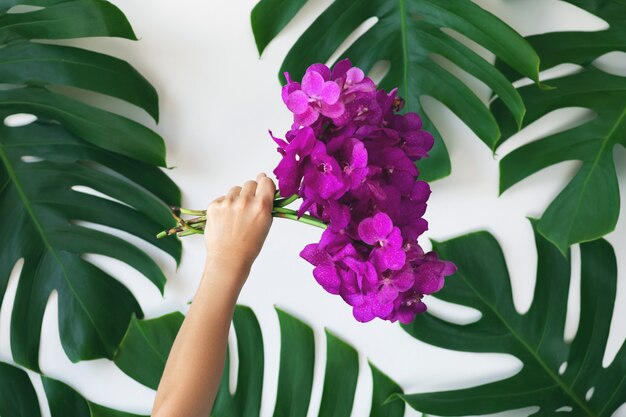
[358, 212, 406, 271]
[272, 127, 318, 197]
[300, 230, 357, 295]
[327, 136, 369, 190]
[301, 141, 347, 200]
[273, 59, 455, 324]
[392, 290, 428, 324]
[412, 251, 458, 295]
[283, 68, 345, 126]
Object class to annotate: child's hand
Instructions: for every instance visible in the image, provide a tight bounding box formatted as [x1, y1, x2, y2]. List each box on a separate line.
[204, 173, 276, 277]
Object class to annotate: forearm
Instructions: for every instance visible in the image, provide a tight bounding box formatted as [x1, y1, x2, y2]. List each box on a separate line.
[152, 258, 249, 417]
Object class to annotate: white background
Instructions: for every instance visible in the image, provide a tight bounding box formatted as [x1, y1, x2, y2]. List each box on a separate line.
[1, 1, 625, 416]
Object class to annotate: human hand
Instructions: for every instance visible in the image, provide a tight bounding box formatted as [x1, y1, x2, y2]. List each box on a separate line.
[203, 173, 276, 278]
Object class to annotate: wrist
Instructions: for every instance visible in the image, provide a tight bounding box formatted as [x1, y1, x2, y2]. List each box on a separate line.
[201, 254, 251, 290]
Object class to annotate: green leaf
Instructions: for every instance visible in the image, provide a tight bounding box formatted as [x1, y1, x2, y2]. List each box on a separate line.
[0, 41, 159, 121]
[493, 1, 626, 252]
[317, 330, 359, 417]
[221, 305, 265, 416]
[0, 87, 166, 166]
[250, 0, 541, 181]
[272, 307, 315, 417]
[494, 69, 625, 254]
[497, 0, 626, 82]
[0, 361, 146, 417]
[250, 0, 307, 56]
[0, 0, 136, 43]
[0, 0, 181, 372]
[369, 361, 405, 417]
[398, 220, 626, 416]
[0, 361, 40, 417]
[114, 313, 185, 390]
[114, 305, 405, 417]
[0, 0, 71, 12]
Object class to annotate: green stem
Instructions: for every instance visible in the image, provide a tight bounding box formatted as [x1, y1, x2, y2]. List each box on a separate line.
[272, 206, 327, 229]
[273, 194, 298, 208]
[179, 208, 206, 216]
[186, 216, 207, 225]
[157, 197, 327, 238]
[177, 227, 205, 237]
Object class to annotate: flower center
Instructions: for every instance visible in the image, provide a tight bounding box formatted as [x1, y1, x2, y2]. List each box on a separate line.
[356, 105, 368, 116]
[403, 292, 422, 307]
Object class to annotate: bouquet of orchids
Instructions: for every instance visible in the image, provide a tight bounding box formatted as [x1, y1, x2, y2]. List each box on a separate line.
[159, 59, 456, 324]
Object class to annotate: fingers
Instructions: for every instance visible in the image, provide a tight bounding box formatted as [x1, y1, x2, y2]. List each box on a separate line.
[241, 180, 258, 197]
[222, 174, 275, 204]
[256, 172, 276, 206]
[226, 186, 242, 199]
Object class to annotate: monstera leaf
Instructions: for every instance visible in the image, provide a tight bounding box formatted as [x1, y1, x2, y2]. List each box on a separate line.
[396, 220, 626, 416]
[498, 0, 626, 78]
[114, 306, 405, 417]
[0, 0, 181, 372]
[493, 68, 626, 255]
[493, 0, 626, 253]
[251, 0, 541, 181]
[0, 361, 145, 417]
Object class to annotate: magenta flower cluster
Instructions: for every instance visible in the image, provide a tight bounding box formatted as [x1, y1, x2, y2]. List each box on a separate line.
[271, 59, 456, 324]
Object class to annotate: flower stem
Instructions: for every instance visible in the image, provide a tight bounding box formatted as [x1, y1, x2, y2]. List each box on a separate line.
[272, 206, 327, 229]
[177, 227, 205, 237]
[273, 193, 298, 208]
[169, 206, 206, 217]
[180, 208, 206, 216]
[157, 197, 327, 239]
[186, 216, 207, 225]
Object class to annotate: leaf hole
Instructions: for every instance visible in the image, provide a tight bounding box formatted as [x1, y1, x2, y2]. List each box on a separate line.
[6, 5, 44, 13]
[439, 28, 492, 62]
[71, 186, 134, 210]
[564, 245, 581, 343]
[603, 145, 626, 368]
[551, 1, 609, 31]
[20, 156, 44, 163]
[428, 52, 492, 104]
[556, 406, 573, 412]
[4, 113, 37, 127]
[228, 324, 239, 395]
[425, 296, 482, 325]
[0, 258, 24, 359]
[495, 106, 595, 159]
[610, 401, 626, 417]
[593, 51, 626, 77]
[559, 361, 568, 375]
[325, 16, 379, 68]
[586, 387, 595, 401]
[368, 60, 390, 86]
